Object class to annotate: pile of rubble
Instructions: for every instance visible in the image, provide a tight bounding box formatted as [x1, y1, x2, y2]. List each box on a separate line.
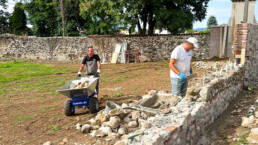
[69, 80, 90, 89]
[74, 90, 179, 141]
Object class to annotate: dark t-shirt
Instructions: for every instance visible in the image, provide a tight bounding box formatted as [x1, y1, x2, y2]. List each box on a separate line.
[82, 54, 100, 75]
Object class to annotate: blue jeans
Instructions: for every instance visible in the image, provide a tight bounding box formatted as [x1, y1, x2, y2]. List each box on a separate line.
[171, 78, 188, 97]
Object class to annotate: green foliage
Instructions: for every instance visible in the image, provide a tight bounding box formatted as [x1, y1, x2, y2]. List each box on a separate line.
[207, 16, 218, 29]
[0, 0, 9, 34]
[8, 3, 31, 35]
[79, 0, 209, 35]
[17, 114, 36, 122]
[113, 92, 124, 97]
[25, 0, 60, 36]
[80, 0, 125, 35]
[199, 29, 210, 34]
[50, 125, 61, 131]
[186, 29, 195, 34]
[0, 60, 67, 82]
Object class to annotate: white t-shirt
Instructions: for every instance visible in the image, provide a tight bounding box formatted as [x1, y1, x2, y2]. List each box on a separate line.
[170, 45, 192, 78]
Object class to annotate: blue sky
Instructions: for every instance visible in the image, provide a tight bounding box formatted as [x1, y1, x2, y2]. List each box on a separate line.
[2, 0, 258, 29]
[193, 0, 258, 28]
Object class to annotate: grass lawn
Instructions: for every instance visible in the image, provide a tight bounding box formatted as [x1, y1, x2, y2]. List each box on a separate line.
[0, 60, 71, 82]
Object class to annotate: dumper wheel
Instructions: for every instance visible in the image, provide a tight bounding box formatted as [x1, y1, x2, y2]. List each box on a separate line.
[89, 97, 99, 114]
[64, 100, 74, 116]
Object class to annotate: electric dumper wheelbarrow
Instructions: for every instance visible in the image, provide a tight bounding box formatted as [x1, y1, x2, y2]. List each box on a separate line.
[56, 76, 99, 116]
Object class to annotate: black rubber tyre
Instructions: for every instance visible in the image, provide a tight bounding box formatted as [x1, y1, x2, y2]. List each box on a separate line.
[88, 97, 99, 114]
[64, 100, 75, 116]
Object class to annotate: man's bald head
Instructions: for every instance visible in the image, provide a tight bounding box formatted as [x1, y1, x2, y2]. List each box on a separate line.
[88, 47, 94, 57]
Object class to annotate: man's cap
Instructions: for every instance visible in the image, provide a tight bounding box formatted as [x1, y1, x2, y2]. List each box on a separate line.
[186, 37, 199, 48]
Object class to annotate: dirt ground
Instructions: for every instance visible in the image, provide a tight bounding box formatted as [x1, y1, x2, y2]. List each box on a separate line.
[0, 60, 221, 145]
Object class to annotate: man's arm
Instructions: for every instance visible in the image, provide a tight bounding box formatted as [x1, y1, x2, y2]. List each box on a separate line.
[97, 61, 101, 69]
[79, 64, 85, 73]
[169, 59, 179, 74]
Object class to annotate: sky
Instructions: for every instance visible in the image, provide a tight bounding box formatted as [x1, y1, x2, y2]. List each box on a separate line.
[193, 0, 258, 28]
[2, 0, 258, 29]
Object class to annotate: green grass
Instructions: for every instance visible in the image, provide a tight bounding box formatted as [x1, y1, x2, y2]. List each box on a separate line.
[0, 60, 70, 82]
[112, 92, 124, 97]
[16, 115, 36, 122]
[44, 105, 56, 110]
[50, 125, 61, 131]
[234, 133, 249, 145]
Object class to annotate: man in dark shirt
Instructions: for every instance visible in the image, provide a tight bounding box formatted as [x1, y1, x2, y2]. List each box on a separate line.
[78, 46, 101, 97]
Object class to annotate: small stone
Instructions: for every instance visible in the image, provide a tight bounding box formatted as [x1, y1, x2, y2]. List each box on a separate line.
[241, 116, 254, 128]
[99, 126, 112, 136]
[114, 140, 126, 145]
[109, 108, 124, 117]
[118, 128, 127, 135]
[90, 130, 97, 137]
[140, 112, 148, 120]
[247, 128, 258, 144]
[121, 103, 128, 109]
[89, 118, 97, 126]
[75, 123, 81, 130]
[108, 116, 121, 128]
[81, 124, 91, 133]
[43, 141, 52, 145]
[62, 138, 68, 143]
[131, 111, 141, 120]
[255, 111, 258, 118]
[140, 121, 151, 129]
[128, 121, 138, 128]
[160, 108, 171, 114]
[123, 115, 132, 123]
[91, 125, 100, 130]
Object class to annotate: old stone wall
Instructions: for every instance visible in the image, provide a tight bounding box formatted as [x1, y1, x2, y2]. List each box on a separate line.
[116, 65, 244, 145]
[114, 23, 258, 145]
[244, 24, 258, 88]
[0, 34, 209, 62]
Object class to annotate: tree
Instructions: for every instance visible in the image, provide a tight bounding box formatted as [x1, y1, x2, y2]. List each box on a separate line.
[0, 0, 9, 34]
[8, 3, 30, 35]
[207, 16, 218, 29]
[80, 0, 209, 35]
[79, 0, 126, 35]
[62, 0, 84, 36]
[25, 0, 60, 37]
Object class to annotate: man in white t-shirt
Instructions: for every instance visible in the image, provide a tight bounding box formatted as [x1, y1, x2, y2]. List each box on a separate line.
[169, 37, 198, 97]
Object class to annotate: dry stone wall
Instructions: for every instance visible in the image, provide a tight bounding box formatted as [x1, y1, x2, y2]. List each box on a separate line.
[114, 65, 244, 145]
[244, 24, 258, 88]
[0, 34, 209, 62]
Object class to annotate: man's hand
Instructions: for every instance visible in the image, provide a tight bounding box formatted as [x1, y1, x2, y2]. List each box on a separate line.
[97, 69, 101, 74]
[77, 72, 81, 77]
[178, 72, 187, 80]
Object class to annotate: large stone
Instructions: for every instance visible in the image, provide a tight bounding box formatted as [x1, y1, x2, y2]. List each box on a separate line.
[108, 116, 121, 128]
[128, 121, 138, 128]
[81, 124, 91, 133]
[247, 128, 258, 144]
[140, 94, 158, 107]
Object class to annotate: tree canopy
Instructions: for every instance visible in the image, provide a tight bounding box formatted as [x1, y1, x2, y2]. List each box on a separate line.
[4, 0, 210, 36]
[0, 0, 9, 34]
[207, 16, 218, 29]
[8, 3, 30, 35]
